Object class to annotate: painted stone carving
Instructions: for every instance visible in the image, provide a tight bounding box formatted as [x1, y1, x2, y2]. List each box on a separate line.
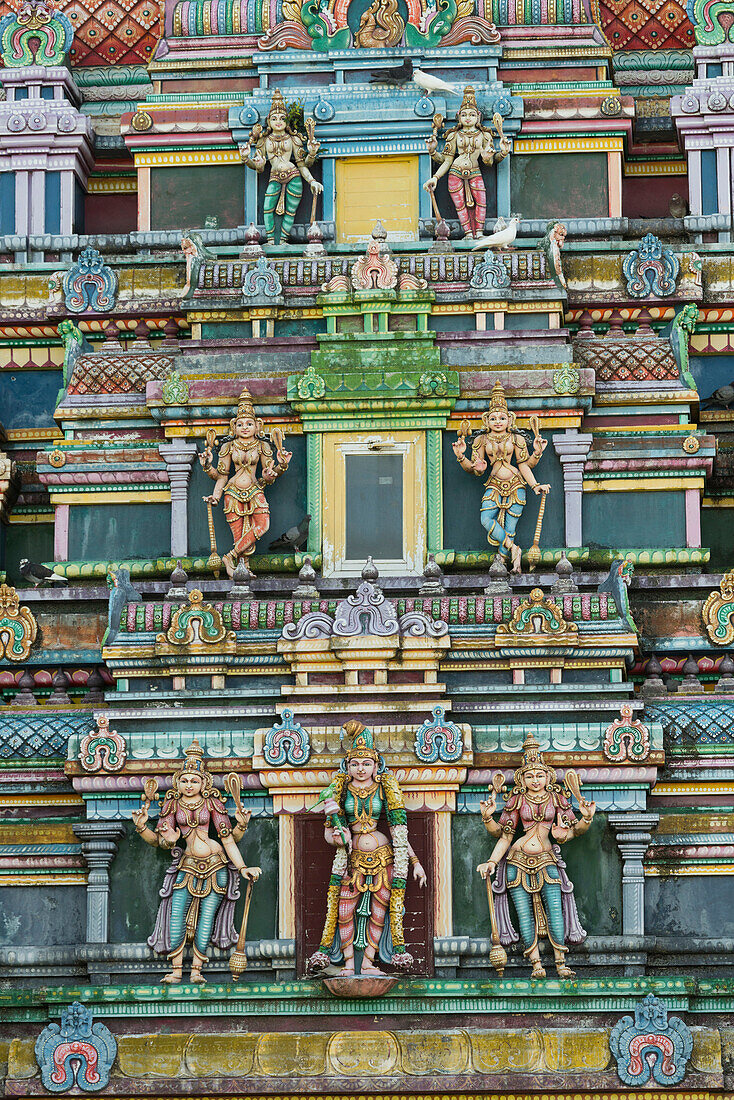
[541, 220, 568, 289]
[307, 722, 427, 978]
[181, 231, 216, 298]
[354, 0, 404, 46]
[57, 320, 90, 387]
[79, 713, 127, 773]
[132, 740, 260, 984]
[553, 364, 580, 395]
[425, 87, 511, 240]
[62, 249, 118, 314]
[0, 583, 38, 661]
[200, 388, 292, 578]
[158, 589, 235, 648]
[478, 735, 592, 978]
[0, 0, 73, 67]
[687, 0, 734, 44]
[35, 1001, 116, 1093]
[495, 588, 578, 644]
[263, 708, 311, 766]
[610, 992, 693, 1085]
[603, 703, 650, 762]
[470, 251, 511, 290]
[284, 578, 448, 639]
[671, 302, 699, 389]
[161, 370, 189, 405]
[622, 234, 680, 298]
[599, 557, 637, 632]
[239, 90, 322, 244]
[242, 256, 283, 298]
[414, 705, 463, 763]
[453, 382, 549, 573]
[703, 570, 734, 645]
[103, 567, 140, 645]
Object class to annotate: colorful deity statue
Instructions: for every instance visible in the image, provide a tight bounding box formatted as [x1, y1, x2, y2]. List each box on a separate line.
[453, 381, 549, 573]
[200, 387, 292, 577]
[477, 735, 594, 978]
[132, 740, 261, 984]
[239, 89, 322, 244]
[307, 721, 427, 977]
[424, 86, 511, 239]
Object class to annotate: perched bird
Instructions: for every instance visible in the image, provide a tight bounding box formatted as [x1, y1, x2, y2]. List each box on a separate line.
[19, 559, 66, 587]
[702, 383, 734, 409]
[669, 193, 688, 219]
[369, 58, 413, 85]
[471, 215, 521, 251]
[269, 514, 311, 552]
[413, 68, 461, 96]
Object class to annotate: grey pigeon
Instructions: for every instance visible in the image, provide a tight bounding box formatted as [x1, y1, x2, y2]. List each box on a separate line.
[702, 384, 734, 409]
[669, 193, 688, 219]
[269, 514, 311, 551]
[370, 59, 413, 86]
[19, 559, 66, 587]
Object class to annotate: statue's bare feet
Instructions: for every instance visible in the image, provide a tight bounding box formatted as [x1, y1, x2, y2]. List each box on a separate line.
[530, 962, 546, 979]
[510, 543, 522, 574]
[556, 964, 575, 979]
[161, 971, 182, 985]
[359, 961, 386, 976]
[337, 966, 355, 977]
[190, 970, 207, 985]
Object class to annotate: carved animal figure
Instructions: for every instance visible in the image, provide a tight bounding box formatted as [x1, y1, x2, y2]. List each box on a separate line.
[355, 0, 405, 47]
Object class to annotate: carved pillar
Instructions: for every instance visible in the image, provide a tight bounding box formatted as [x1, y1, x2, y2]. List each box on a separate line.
[278, 813, 296, 939]
[73, 822, 126, 944]
[552, 430, 593, 547]
[608, 812, 659, 936]
[159, 440, 198, 558]
[433, 810, 453, 938]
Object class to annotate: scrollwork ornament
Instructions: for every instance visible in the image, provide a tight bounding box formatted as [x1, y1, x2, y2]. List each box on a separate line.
[0, 584, 38, 662]
[703, 570, 734, 645]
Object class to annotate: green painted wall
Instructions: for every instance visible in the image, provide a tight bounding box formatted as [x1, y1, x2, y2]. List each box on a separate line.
[4, 522, 54, 581]
[451, 812, 621, 938]
[151, 165, 246, 231]
[68, 503, 171, 561]
[584, 490, 686, 549]
[188, 435, 307, 558]
[702, 507, 734, 571]
[646, 875, 734, 937]
[442, 430, 564, 551]
[109, 818, 278, 944]
[1, 886, 85, 946]
[0, 370, 62, 430]
[511, 153, 609, 220]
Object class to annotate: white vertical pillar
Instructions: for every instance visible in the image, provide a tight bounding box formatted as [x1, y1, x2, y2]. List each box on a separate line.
[688, 149, 702, 217]
[608, 812, 659, 935]
[552, 430, 593, 547]
[159, 439, 198, 559]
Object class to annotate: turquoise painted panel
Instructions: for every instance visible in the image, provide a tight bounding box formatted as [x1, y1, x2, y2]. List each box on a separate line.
[442, 430, 564, 551]
[0, 172, 15, 235]
[690, 353, 734, 400]
[584, 490, 685, 549]
[701, 149, 718, 216]
[187, 434, 307, 558]
[4, 523, 54, 583]
[702, 508, 734, 573]
[44, 172, 61, 235]
[0, 370, 61, 430]
[68, 503, 171, 561]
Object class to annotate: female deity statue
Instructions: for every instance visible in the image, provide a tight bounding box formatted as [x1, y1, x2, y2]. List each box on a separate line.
[200, 387, 291, 578]
[424, 86, 511, 240]
[132, 740, 261, 985]
[239, 88, 323, 244]
[477, 735, 595, 978]
[453, 381, 549, 573]
[307, 721, 427, 977]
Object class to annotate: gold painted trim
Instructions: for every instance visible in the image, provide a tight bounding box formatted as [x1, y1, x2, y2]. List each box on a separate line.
[584, 477, 704, 492]
[646, 865, 734, 876]
[624, 161, 687, 177]
[135, 150, 241, 167]
[0, 874, 87, 886]
[87, 177, 138, 194]
[513, 137, 624, 154]
[48, 491, 171, 504]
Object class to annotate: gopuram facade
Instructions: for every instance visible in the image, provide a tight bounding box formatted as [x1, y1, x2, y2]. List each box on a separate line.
[1, 0, 734, 1094]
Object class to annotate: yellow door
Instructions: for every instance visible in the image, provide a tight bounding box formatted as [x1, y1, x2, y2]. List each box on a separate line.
[335, 155, 419, 243]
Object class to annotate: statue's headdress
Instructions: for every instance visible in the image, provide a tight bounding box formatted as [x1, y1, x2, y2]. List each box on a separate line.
[180, 739, 205, 774]
[235, 387, 256, 420]
[459, 85, 481, 119]
[513, 734, 557, 788]
[268, 89, 287, 119]
[488, 381, 508, 414]
[343, 720, 379, 762]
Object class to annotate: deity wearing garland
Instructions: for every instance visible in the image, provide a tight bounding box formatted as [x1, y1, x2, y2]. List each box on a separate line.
[201, 387, 291, 578]
[239, 88, 322, 244]
[307, 722, 427, 977]
[478, 735, 595, 978]
[132, 740, 261, 984]
[453, 381, 549, 573]
[425, 86, 511, 239]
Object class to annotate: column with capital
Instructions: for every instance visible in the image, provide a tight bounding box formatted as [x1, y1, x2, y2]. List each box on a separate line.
[73, 822, 127, 944]
[552, 429, 593, 548]
[608, 812, 659, 936]
[159, 440, 198, 559]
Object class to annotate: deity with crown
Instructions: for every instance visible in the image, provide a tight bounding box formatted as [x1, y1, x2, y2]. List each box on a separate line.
[239, 89, 322, 244]
[132, 740, 261, 984]
[307, 721, 427, 978]
[453, 380, 549, 573]
[477, 735, 595, 979]
[424, 86, 511, 239]
[200, 387, 291, 578]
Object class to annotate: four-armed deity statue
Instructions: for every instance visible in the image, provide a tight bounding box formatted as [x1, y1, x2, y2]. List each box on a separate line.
[200, 387, 291, 578]
[132, 740, 261, 984]
[307, 721, 427, 978]
[477, 735, 595, 978]
[453, 380, 550, 573]
[239, 88, 322, 244]
[425, 86, 511, 239]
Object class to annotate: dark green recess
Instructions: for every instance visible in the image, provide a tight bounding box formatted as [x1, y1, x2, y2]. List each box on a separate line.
[511, 153, 609, 220]
[584, 490, 685, 549]
[68, 503, 171, 561]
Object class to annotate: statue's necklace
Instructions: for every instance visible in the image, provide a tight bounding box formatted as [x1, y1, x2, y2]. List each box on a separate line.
[349, 781, 379, 830]
[524, 792, 550, 822]
[180, 795, 205, 828]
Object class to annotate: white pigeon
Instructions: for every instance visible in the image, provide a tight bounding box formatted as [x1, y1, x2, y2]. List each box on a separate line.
[471, 215, 520, 251]
[413, 68, 461, 96]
